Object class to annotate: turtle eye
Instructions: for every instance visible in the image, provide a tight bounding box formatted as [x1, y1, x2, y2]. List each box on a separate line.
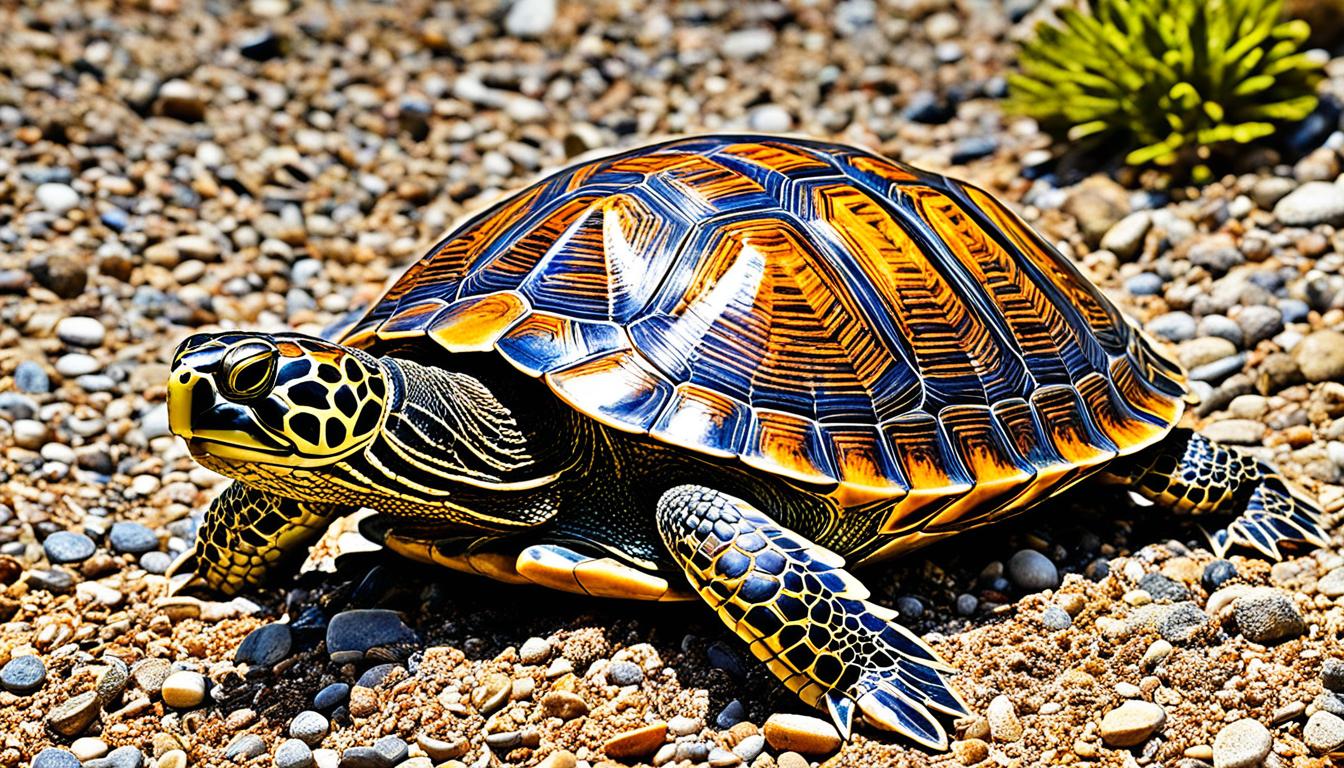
[217, 341, 278, 402]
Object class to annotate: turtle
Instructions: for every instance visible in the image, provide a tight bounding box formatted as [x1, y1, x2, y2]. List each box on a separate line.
[167, 135, 1327, 749]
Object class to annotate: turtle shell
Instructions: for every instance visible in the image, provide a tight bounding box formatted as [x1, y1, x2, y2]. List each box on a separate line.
[343, 135, 1187, 529]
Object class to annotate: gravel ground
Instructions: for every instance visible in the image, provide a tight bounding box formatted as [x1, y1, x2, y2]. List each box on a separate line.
[4, 1, 1344, 767]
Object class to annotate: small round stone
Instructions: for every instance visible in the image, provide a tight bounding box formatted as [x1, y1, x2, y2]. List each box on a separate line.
[519, 636, 551, 664]
[1040, 606, 1071, 631]
[1, 654, 46, 694]
[1124, 273, 1163, 296]
[236, 623, 293, 667]
[1099, 700, 1166, 747]
[1147, 311, 1197, 342]
[1304, 711, 1344, 754]
[226, 735, 266, 761]
[1274, 180, 1344, 226]
[14, 360, 50, 394]
[32, 749, 81, 768]
[140, 551, 173, 574]
[274, 738, 314, 768]
[763, 713, 842, 755]
[55, 316, 107, 347]
[36, 182, 80, 214]
[1294, 330, 1344, 383]
[606, 660, 644, 687]
[161, 670, 207, 708]
[108, 522, 158, 555]
[325, 609, 418, 663]
[290, 710, 329, 746]
[1202, 560, 1237, 592]
[986, 695, 1023, 742]
[603, 722, 668, 759]
[1232, 590, 1305, 644]
[43, 530, 95, 564]
[1007, 549, 1060, 592]
[1212, 719, 1271, 768]
[313, 682, 349, 711]
[83, 746, 143, 768]
[1323, 659, 1344, 692]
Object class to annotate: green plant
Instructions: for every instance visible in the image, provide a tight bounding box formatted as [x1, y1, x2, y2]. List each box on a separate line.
[1006, 0, 1325, 183]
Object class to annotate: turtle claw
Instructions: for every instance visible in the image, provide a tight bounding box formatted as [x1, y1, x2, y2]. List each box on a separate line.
[1205, 476, 1329, 561]
[825, 692, 856, 741]
[857, 685, 948, 751]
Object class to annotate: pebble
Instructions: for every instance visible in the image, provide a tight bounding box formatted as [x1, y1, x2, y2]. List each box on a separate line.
[226, 734, 266, 761]
[1274, 181, 1344, 226]
[1233, 590, 1306, 644]
[31, 749, 80, 768]
[1148, 312, 1198, 342]
[1324, 659, 1344, 692]
[1100, 211, 1151, 259]
[1236, 305, 1284, 346]
[606, 660, 644, 686]
[55, 316, 107, 347]
[540, 690, 589, 719]
[0, 654, 46, 694]
[1040, 605, 1071, 631]
[161, 670, 207, 708]
[36, 182, 80, 214]
[604, 723, 668, 760]
[1141, 639, 1173, 670]
[236, 622, 293, 666]
[1211, 719, 1272, 768]
[130, 658, 170, 696]
[275, 739, 315, 768]
[1007, 549, 1059, 592]
[1139, 572, 1190, 602]
[372, 736, 407, 765]
[1099, 700, 1167, 747]
[986, 695, 1023, 742]
[158, 751, 187, 768]
[43, 530, 95, 563]
[46, 690, 100, 737]
[108, 521, 158, 554]
[519, 636, 551, 664]
[83, 746, 144, 768]
[290, 710, 329, 745]
[763, 713, 842, 754]
[71, 738, 108, 761]
[1202, 560, 1238, 592]
[314, 682, 350, 711]
[1124, 273, 1164, 296]
[748, 104, 793, 133]
[415, 734, 467, 762]
[1305, 711, 1344, 754]
[503, 0, 556, 38]
[1294, 330, 1344, 383]
[1319, 567, 1344, 597]
[14, 360, 50, 394]
[326, 610, 418, 663]
[732, 734, 766, 763]
[140, 551, 173, 574]
[55, 353, 99, 377]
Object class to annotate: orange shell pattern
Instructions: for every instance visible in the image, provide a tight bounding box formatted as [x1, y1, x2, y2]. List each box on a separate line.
[344, 136, 1187, 530]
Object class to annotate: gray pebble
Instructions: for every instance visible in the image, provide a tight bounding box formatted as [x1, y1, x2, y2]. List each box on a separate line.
[225, 734, 266, 761]
[1237, 305, 1284, 345]
[1197, 315, 1243, 348]
[43, 530, 95, 564]
[1233, 590, 1305, 644]
[1100, 211, 1151, 259]
[1147, 312, 1197, 342]
[55, 353, 99, 377]
[31, 749, 80, 768]
[1201, 560, 1237, 592]
[326, 610, 417, 663]
[290, 710, 329, 746]
[1274, 181, 1344, 226]
[1139, 572, 1190, 602]
[337, 747, 385, 768]
[1323, 659, 1344, 692]
[14, 360, 50, 394]
[236, 622, 292, 667]
[55, 316, 106, 347]
[314, 682, 349, 711]
[732, 734, 766, 762]
[1157, 602, 1209, 644]
[1189, 353, 1247, 383]
[1305, 711, 1344, 754]
[715, 699, 745, 729]
[1007, 549, 1059, 592]
[1124, 273, 1163, 296]
[1040, 605, 1071, 631]
[82, 746, 144, 768]
[372, 735, 408, 765]
[275, 739, 315, 768]
[109, 521, 158, 555]
[139, 551, 173, 574]
[1, 654, 46, 694]
[606, 660, 644, 687]
[955, 593, 978, 615]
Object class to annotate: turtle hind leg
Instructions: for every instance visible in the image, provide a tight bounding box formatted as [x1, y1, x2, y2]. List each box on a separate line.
[169, 481, 351, 596]
[1106, 428, 1328, 559]
[655, 485, 969, 748]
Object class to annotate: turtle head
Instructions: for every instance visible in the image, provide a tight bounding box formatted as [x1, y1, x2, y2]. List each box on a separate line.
[168, 332, 389, 470]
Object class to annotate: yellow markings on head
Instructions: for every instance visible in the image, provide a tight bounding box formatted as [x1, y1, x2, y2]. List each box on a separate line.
[427, 292, 529, 352]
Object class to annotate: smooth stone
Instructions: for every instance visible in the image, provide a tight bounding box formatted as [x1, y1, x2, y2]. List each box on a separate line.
[606, 660, 644, 686]
[55, 316, 106, 347]
[1294, 330, 1344, 383]
[1304, 711, 1344, 754]
[1099, 700, 1166, 747]
[1202, 560, 1238, 592]
[1274, 181, 1344, 226]
[14, 360, 50, 394]
[950, 136, 998, 164]
[43, 531, 95, 563]
[336, 747, 385, 768]
[140, 551, 173, 574]
[70, 738, 108, 761]
[1100, 211, 1151, 259]
[1319, 567, 1344, 597]
[986, 694, 1023, 742]
[326, 610, 417, 663]
[1142, 639, 1174, 670]
[540, 690, 589, 720]
[372, 736, 407, 765]
[763, 713, 842, 754]
[31, 749, 80, 768]
[1148, 312, 1198, 342]
[732, 734, 765, 762]
[603, 722, 668, 759]
[1323, 659, 1344, 691]
[275, 739, 315, 768]
[108, 521, 158, 554]
[36, 182, 80, 214]
[1233, 590, 1305, 644]
[161, 670, 207, 708]
[1139, 572, 1190, 602]
[227, 734, 267, 761]
[747, 104, 793, 133]
[1, 654, 46, 693]
[1237, 305, 1284, 345]
[237, 623, 293, 667]
[95, 656, 128, 704]
[503, 0, 556, 37]
[414, 733, 466, 762]
[1007, 549, 1059, 592]
[1124, 273, 1164, 296]
[82, 746, 143, 768]
[519, 636, 551, 664]
[1201, 419, 1266, 445]
[314, 682, 349, 711]
[290, 710, 329, 745]
[46, 690, 100, 737]
[1199, 315, 1244, 347]
[1040, 605, 1071, 631]
[1190, 353, 1248, 383]
[55, 353, 99, 377]
[716, 699, 746, 729]
[130, 658, 170, 695]
[1212, 718, 1272, 768]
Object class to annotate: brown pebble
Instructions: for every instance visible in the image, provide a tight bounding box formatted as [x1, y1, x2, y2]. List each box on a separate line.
[952, 738, 989, 765]
[536, 750, 577, 768]
[777, 752, 810, 768]
[472, 672, 511, 715]
[348, 685, 378, 717]
[540, 690, 590, 720]
[763, 713, 841, 755]
[603, 721, 667, 759]
[46, 690, 100, 737]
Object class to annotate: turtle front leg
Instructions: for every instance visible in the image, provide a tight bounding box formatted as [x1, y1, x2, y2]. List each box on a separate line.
[656, 485, 969, 748]
[170, 481, 353, 596]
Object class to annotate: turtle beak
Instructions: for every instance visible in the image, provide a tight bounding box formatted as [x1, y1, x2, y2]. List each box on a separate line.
[166, 337, 290, 456]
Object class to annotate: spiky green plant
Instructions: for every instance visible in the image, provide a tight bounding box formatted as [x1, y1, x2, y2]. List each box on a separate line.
[1006, 0, 1325, 183]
